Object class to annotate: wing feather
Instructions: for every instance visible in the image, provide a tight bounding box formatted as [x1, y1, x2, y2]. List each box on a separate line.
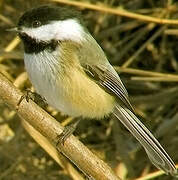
[84, 65, 133, 111]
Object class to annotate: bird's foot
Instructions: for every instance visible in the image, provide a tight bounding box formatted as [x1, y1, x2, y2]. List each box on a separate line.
[56, 118, 81, 146]
[17, 89, 47, 109]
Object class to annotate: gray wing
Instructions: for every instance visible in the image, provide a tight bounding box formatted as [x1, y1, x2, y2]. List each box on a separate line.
[83, 64, 177, 176]
[84, 64, 134, 112]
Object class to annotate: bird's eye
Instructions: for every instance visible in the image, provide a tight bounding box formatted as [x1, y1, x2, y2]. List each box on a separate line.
[32, 20, 41, 28]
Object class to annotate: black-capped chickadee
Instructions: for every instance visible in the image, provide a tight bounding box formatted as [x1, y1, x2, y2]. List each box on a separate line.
[13, 5, 177, 176]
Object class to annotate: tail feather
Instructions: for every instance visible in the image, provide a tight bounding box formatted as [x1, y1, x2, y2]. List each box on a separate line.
[114, 105, 177, 176]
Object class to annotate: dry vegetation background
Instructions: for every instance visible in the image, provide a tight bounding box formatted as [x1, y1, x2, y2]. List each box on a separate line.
[0, 0, 178, 180]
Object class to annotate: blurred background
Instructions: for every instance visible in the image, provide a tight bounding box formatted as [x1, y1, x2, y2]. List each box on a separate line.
[0, 0, 178, 179]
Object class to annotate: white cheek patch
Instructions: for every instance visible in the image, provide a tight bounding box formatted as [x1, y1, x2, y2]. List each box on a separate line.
[22, 19, 85, 42]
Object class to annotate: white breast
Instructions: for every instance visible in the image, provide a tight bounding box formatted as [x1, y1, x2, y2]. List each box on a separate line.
[24, 48, 69, 113]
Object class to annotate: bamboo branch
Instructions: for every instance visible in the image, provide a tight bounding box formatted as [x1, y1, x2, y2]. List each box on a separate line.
[22, 120, 85, 180]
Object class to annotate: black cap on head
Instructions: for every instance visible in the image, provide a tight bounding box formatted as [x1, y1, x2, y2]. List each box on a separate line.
[18, 5, 82, 28]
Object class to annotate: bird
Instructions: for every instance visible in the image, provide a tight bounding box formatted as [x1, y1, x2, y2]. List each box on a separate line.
[12, 5, 177, 176]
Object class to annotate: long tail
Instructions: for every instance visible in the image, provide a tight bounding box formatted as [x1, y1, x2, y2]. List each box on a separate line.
[114, 105, 177, 176]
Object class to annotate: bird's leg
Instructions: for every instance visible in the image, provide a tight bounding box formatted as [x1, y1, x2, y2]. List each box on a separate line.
[56, 118, 81, 146]
[17, 89, 47, 109]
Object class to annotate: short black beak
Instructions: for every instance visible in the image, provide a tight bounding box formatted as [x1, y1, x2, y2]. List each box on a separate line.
[6, 27, 20, 32]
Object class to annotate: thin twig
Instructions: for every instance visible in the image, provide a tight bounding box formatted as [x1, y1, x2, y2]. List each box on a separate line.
[131, 76, 178, 82]
[164, 29, 178, 35]
[0, 14, 14, 25]
[0, 36, 20, 63]
[52, 0, 178, 25]
[114, 66, 178, 80]
[134, 165, 178, 180]
[122, 26, 166, 68]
